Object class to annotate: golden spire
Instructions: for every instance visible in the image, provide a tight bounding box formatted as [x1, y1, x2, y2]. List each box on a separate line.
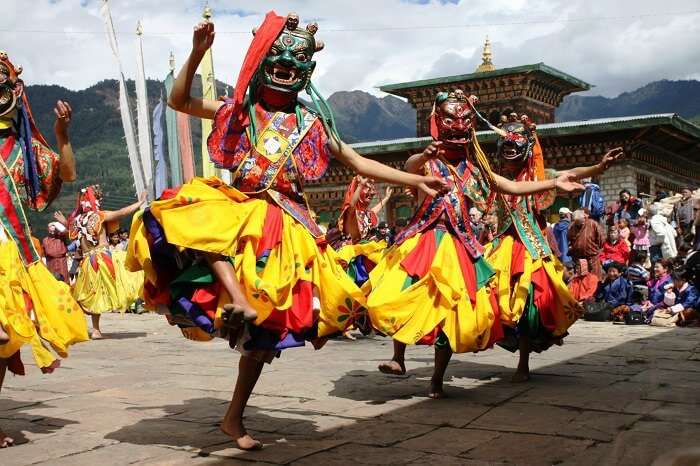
[168, 51, 175, 72]
[475, 36, 495, 73]
[203, 3, 213, 21]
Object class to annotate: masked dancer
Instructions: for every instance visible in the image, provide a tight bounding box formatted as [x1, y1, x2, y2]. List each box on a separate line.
[368, 90, 595, 399]
[125, 12, 446, 450]
[487, 115, 622, 381]
[67, 186, 146, 339]
[0, 51, 88, 447]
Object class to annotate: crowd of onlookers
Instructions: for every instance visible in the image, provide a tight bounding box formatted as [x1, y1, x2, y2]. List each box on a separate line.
[551, 187, 700, 327]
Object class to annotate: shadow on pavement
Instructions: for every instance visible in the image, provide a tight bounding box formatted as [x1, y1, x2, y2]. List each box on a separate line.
[0, 398, 79, 446]
[101, 325, 700, 465]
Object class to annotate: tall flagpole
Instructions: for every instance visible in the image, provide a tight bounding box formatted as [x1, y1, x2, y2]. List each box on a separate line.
[100, 0, 145, 196]
[199, 4, 218, 179]
[135, 20, 154, 198]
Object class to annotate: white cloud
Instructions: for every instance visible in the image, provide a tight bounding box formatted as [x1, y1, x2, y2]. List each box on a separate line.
[2, 0, 698, 98]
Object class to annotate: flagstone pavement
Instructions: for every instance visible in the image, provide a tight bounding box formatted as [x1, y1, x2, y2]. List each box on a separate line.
[1, 314, 699, 465]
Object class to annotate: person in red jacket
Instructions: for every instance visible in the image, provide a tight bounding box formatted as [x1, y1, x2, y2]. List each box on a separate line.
[600, 225, 630, 265]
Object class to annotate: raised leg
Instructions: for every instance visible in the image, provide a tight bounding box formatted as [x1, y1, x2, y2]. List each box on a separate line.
[378, 339, 407, 375]
[512, 336, 531, 382]
[207, 254, 257, 323]
[221, 355, 265, 450]
[90, 314, 103, 340]
[0, 359, 14, 448]
[429, 345, 452, 399]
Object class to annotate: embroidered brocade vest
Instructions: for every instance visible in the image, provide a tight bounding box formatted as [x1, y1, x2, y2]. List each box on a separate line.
[211, 104, 328, 237]
[394, 158, 492, 259]
[493, 169, 553, 260]
[0, 136, 41, 264]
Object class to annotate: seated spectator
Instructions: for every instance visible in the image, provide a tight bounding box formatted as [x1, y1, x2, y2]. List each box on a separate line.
[569, 259, 599, 303]
[651, 269, 699, 326]
[600, 226, 630, 265]
[648, 259, 673, 306]
[596, 262, 632, 317]
[626, 250, 651, 285]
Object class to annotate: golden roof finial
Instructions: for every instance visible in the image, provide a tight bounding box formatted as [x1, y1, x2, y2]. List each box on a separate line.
[475, 36, 495, 73]
[136, 20, 143, 36]
[203, 3, 213, 21]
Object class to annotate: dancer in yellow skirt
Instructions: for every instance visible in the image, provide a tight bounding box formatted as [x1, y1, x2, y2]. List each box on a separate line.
[369, 90, 587, 398]
[0, 51, 88, 447]
[330, 176, 393, 337]
[66, 186, 146, 339]
[108, 227, 143, 311]
[486, 114, 623, 381]
[126, 13, 446, 450]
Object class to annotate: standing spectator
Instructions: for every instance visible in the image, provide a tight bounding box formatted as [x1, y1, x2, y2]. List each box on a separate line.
[672, 187, 695, 245]
[631, 209, 651, 254]
[568, 209, 605, 278]
[693, 199, 700, 251]
[42, 221, 69, 282]
[600, 225, 631, 265]
[649, 204, 677, 262]
[626, 250, 651, 285]
[614, 189, 643, 224]
[618, 218, 631, 246]
[117, 229, 130, 251]
[553, 207, 572, 263]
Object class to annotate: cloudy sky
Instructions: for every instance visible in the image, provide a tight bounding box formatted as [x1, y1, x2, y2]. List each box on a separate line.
[3, 0, 699, 98]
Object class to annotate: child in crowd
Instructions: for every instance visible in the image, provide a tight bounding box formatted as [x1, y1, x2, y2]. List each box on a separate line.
[596, 261, 632, 319]
[631, 210, 651, 265]
[600, 225, 631, 265]
[651, 269, 699, 326]
[627, 250, 651, 285]
[569, 259, 599, 303]
[618, 218, 631, 247]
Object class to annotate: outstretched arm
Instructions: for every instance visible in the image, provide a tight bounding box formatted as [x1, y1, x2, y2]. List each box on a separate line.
[492, 172, 584, 195]
[371, 186, 393, 215]
[103, 192, 147, 223]
[53, 100, 77, 182]
[168, 22, 223, 119]
[329, 138, 446, 198]
[564, 147, 624, 180]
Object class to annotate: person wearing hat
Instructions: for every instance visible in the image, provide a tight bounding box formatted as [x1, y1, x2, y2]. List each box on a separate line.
[553, 207, 572, 263]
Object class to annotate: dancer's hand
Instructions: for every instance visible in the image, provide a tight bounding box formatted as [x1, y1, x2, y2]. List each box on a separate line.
[421, 141, 443, 160]
[53, 100, 72, 137]
[416, 176, 448, 198]
[599, 147, 624, 170]
[138, 191, 148, 204]
[383, 186, 394, 200]
[192, 22, 215, 54]
[554, 172, 585, 193]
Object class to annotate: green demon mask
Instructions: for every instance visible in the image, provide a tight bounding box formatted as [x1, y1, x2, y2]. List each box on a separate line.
[256, 14, 324, 95]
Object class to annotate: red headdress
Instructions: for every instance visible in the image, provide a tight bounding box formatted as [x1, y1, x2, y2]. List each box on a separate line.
[230, 11, 286, 131]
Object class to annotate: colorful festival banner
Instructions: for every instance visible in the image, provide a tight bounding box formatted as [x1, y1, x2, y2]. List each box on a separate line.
[152, 95, 167, 198]
[135, 21, 154, 197]
[164, 63, 183, 186]
[100, 0, 145, 195]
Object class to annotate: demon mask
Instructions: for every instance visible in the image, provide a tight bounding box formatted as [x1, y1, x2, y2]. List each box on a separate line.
[431, 90, 478, 147]
[0, 51, 24, 129]
[496, 115, 536, 165]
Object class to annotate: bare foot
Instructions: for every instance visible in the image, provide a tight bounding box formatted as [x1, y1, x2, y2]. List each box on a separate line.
[220, 421, 263, 451]
[0, 428, 15, 448]
[378, 359, 406, 375]
[511, 368, 530, 383]
[428, 379, 447, 399]
[90, 329, 104, 340]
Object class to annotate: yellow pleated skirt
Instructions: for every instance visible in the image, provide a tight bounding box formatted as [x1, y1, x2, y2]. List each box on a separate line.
[126, 177, 366, 340]
[72, 248, 139, 314]
[366, 227, 501, 354]
[486, 234, 581, 336]
[0, 235, 88, 371]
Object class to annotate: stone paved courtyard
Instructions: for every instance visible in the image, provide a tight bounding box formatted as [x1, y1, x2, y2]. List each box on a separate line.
[1, 314, 699, 465]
